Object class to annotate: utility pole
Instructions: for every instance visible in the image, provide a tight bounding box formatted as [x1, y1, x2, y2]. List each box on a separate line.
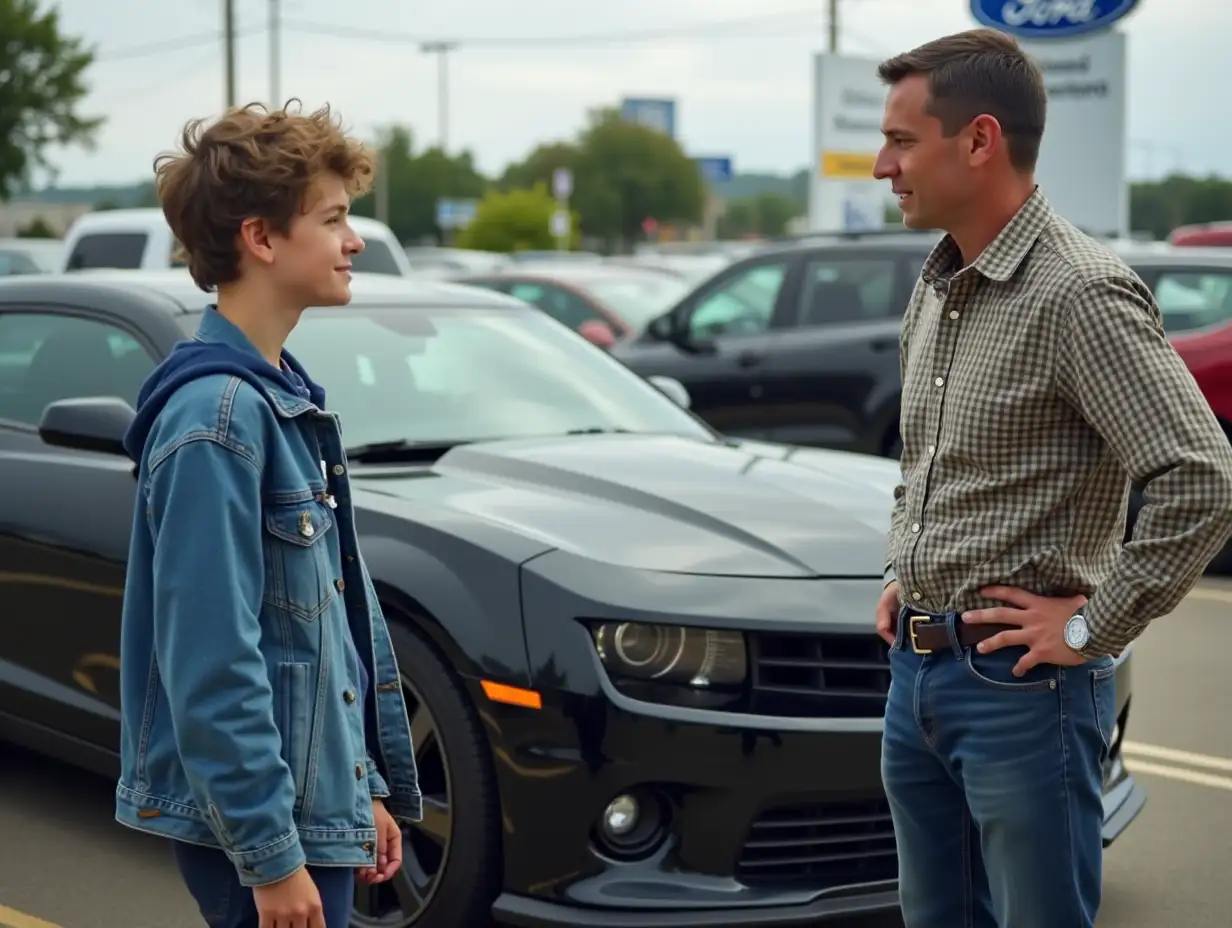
[828, 0, 838, 52]
[223, 0, 236, 107]
[420, 41, 457, 151]
[269, 0, 281, 106]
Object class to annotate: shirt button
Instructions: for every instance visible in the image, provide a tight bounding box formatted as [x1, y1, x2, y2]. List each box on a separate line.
[928, 444, 936, 455]
[334, 578, 346, 592]
[934, 377, 944, 387]
[911, 522, 921, 533]
[948, 310, 959, 320]
[355, 763, 365, 780]
[912, 591, 922, 600]
[333, 464, 345, 476]
[343, 689, 356, 704]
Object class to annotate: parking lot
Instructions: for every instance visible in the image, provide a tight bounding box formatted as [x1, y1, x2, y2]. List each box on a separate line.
[0, 583, 1227, 928]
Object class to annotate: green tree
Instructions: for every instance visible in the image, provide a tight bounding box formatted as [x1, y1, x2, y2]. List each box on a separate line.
[569, 108, 705, 249]
[1129, 175, 1232, 240]
[455, 184, 577, 253]
[350, 125, 489, 243]
[716, 193, 800, 239]
[498, 142, 577, 192]
[0, 0, 103, 199]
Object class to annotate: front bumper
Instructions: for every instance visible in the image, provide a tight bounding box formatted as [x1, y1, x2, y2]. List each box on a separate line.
[492, 570, 1146, 927]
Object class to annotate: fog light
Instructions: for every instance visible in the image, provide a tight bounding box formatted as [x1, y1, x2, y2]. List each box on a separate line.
[603, 794, 639, 837]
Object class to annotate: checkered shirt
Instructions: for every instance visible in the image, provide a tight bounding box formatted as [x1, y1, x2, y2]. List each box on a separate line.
[886, 188, 1232, 658]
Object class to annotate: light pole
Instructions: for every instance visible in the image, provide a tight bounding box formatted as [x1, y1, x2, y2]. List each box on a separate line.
[420, 41, 458, 151]
[828, 0, 838, 52]
[269, 0, 281, 106]
[223, 0, 236, 107]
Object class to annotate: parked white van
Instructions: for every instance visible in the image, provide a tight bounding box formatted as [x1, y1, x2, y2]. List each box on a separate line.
[58, 208, 413, 277]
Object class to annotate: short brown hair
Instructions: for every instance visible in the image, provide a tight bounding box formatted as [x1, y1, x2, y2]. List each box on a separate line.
[877, 28, 1047, 172]
[154, 100, 375, 291]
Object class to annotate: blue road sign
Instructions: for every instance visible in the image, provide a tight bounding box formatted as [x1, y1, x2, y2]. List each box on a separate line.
[620, 97, 677, 139]
[435, 198, 478, 230]
[694, 157, 734, 185]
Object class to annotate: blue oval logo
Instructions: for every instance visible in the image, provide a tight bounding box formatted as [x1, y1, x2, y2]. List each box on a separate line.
[969, 0, 1140, 39]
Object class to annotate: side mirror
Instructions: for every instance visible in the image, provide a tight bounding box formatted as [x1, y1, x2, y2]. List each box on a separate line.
[39, 396, 136, 456]
[647, 375, 692, 409]
[578, 319, 618, 349]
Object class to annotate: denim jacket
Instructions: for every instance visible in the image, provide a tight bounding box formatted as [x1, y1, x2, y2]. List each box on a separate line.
[115, 306, 421, 886]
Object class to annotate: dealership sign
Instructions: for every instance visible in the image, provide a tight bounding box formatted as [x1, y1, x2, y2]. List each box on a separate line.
[969, 1, 1140, 39]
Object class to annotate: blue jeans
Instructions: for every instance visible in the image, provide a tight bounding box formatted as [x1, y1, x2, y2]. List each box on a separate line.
[173, 840, 356, 928]
[882, 610, 1117, 928]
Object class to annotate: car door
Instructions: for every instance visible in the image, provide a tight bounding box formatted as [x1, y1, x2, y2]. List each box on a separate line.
[0, 306, 159, 751]
[611, 253, 803, 438]
[756, 248, 921, 455]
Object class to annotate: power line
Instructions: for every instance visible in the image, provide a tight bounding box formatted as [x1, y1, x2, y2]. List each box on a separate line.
[93, 27, 262, 63]
[284, 10, 828, 49]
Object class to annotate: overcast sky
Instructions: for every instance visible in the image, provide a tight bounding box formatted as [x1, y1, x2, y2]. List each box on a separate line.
[41, 0, 1223, 188]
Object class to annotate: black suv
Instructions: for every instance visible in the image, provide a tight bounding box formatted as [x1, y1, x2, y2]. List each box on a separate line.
[611, 234, 937, 457]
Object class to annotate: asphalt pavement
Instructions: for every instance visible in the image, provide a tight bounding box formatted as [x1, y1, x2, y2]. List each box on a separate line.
[2, 585, 1231, 928]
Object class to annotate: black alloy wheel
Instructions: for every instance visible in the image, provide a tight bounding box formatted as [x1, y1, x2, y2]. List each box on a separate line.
[351, 619, 502, 927]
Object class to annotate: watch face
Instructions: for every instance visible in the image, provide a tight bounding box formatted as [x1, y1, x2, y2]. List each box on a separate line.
[1065, 614, 1090, 649]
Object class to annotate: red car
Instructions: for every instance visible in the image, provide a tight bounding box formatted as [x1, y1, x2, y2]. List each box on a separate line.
[1168, 222, 1232, 248]
[456, 265, 691, 348]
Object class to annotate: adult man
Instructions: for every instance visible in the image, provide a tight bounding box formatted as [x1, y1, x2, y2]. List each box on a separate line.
[871, 28, 1232, 928]
[116, 102, 421, 928]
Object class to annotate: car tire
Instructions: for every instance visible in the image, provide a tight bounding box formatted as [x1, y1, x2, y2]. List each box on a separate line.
[351, 616, 502, 928]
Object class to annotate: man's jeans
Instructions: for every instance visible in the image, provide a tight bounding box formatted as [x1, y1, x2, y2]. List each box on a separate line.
[882, 610, 1117, 928]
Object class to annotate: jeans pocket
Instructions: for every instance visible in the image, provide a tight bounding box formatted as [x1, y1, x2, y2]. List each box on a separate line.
[1090, 660, 1118, 762]
[962, 645, 1059, 693]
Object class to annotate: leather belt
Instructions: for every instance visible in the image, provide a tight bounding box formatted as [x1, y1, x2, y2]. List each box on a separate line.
[902, 608, 1014, 655]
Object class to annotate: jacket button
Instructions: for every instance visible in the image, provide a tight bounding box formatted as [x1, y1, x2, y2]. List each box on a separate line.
[333, 464, 345, 476]
[343, 689, 356, 704]
[334, 579, 345, 592]
[362, 842, 374, 854]
[355, 763, 365, 780]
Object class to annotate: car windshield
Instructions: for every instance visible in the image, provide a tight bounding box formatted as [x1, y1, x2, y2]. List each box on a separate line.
[179, 303, 713, 448]
[351, 239, 402, 276]
[583, 276, 691, 328]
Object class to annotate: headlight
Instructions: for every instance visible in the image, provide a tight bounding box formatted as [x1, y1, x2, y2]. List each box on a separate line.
[591, 621, 747, 688]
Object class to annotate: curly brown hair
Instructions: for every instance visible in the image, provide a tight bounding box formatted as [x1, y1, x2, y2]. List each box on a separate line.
[153, 99, 375, 291]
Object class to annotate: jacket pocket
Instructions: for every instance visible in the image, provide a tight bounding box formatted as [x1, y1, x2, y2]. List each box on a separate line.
[278, 661, 313, 802]
[263, 500, 335, 621]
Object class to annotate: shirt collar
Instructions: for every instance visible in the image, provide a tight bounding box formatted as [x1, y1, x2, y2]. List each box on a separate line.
[920, 186, 1054, 285]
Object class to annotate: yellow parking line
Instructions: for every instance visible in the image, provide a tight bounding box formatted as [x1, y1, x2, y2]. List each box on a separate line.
[0, 905, 64, 928]
[1123, 741, 1232, 774]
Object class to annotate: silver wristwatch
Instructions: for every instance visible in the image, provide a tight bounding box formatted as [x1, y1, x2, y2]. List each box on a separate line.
[1063, 612, 1091, 654]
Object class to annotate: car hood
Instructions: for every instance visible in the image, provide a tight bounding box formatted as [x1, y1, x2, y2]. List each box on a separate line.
[353, 434, 898, 579]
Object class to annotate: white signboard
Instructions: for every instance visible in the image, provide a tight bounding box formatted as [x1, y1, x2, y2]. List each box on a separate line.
[809, 53, 889, 232]
[552, 167, 572, 201]
[550, 210, 570, 239]
[1021, 30, 1128, 238]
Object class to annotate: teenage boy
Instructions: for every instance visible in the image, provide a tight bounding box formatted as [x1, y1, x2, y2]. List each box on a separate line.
[114, 101, 421, 928]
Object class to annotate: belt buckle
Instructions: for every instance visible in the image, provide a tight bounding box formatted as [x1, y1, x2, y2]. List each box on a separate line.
[908, 614, 933, 654]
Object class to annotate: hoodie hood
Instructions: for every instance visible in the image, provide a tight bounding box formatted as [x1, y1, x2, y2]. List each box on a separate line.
[122, 306, 324, 461]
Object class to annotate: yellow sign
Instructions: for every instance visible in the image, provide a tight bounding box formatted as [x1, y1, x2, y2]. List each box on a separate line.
[821, 151, 877, 179]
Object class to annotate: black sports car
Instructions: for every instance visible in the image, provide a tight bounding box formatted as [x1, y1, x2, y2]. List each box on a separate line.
[0, 270, 1146, 927]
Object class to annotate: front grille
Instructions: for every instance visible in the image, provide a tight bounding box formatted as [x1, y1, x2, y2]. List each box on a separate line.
[737, 799, 898, 887]
[749, 632, 890, 717]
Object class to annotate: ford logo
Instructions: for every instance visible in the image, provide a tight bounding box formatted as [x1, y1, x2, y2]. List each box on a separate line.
[969, 1, 1140, 39]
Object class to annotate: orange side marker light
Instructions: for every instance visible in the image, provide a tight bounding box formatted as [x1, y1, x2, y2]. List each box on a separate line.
[481, 680, 543, 709]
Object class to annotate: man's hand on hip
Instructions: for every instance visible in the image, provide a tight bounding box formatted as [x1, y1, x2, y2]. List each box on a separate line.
[962, 585, 1088, 676]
